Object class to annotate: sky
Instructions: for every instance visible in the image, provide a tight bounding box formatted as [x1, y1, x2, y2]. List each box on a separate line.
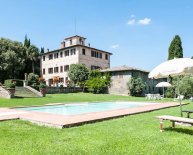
[0, 0, 193, 71]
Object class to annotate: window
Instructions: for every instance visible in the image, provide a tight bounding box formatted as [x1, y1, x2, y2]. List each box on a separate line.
[48, 68, 53, 74]
[82, 49, 86, 55]
[59, 78, 64, 83]
[60, 52, 63, 58]
[79, 38, 82, 44]
[91, 51, 95, 57]
[65, 77, 68, 84]
[54, 67, 59, 73]
[91, 66, 101, 70]
[49, 54, 53, 60]
[91, 51, 102, 59]
[70, 48, 76, 55]
[43, 68, 45, 75]
[65, 50, 69, 56]
[64, 65, 69, 71]
[49, 79, 53, 86]
[54, 53, 59, 59]
[105, 54, 108, 60]
[60, 66, 63, 72]
[43, 56, 45, 61]
[99, 53, 102, 59]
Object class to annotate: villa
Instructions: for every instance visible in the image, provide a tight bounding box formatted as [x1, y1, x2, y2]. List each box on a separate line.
[40, 35, 112, 86]
[102, 66, 164, 95]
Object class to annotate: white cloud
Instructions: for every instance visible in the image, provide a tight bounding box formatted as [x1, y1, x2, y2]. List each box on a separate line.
[127, 19, 135, 25]
[111, 44, 119, 49]
[138, 18, 151, 25]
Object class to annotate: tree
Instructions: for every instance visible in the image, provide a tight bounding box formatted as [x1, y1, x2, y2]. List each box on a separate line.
[127, 77, 145, 96]
[0, 38, 26, 82]
[178, 76, 193, 98]
[168, 35, 183, 60]
[86, 70, 111, 94]
[24, 34, 31, 48]
[26, 45, 40, 73]
[68, 64, 89, 91]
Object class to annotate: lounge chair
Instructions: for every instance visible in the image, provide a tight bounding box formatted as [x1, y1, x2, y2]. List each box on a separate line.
[174, 95, 184, 101]
[156, 115, 193, 132]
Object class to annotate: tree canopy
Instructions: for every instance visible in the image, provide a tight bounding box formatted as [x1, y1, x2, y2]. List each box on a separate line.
[86, 70, 111, 94]
[68, 64, 89, 91]
[127, 77, 145, 96]
[0, 37, 40, 83]
[168, 35, 183, 60]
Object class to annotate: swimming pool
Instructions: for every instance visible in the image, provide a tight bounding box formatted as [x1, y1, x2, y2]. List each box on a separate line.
[18, 102, 155, 116]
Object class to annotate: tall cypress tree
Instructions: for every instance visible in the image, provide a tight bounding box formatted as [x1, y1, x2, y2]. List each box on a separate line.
[168, 35, 183, 60]
[24, 35, 30, 48]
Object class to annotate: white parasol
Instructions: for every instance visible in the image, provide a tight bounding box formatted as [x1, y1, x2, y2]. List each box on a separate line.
[149, 58, 193, 116]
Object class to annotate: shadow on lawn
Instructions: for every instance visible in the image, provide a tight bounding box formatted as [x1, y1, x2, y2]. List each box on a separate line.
[165, 127, 193, 135]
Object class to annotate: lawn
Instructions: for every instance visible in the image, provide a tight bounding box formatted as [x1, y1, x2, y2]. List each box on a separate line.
[0, 93, 173, 108]
[0, 93, 193, 155]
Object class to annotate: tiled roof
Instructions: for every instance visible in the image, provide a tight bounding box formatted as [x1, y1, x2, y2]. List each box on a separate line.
[40, 44, 112, 56]
[101, 65, 149, 73]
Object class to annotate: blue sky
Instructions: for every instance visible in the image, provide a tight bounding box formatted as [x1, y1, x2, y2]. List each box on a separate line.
[0, 0, 193, 70]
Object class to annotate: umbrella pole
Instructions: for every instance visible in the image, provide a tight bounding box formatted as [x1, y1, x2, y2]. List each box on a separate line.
[179, 98, 183, 117]
[177, 78, 183, 117]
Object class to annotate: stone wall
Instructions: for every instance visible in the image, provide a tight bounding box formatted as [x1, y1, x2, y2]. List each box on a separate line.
[108, 70, 164, 96]
[0, 86, 11, 99]
[46, 87, 82, 94]
[109, 71, 131, 95]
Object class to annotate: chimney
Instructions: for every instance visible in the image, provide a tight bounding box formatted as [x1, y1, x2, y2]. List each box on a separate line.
[88, 43, 90, 47]
[61, 41, 65, 48]
[47, 48, 49, 52]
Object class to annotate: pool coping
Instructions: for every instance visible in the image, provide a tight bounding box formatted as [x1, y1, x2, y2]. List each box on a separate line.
[0, 102, 184, 128]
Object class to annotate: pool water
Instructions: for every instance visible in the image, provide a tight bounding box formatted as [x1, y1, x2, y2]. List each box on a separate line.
[18, 102, 154, 115]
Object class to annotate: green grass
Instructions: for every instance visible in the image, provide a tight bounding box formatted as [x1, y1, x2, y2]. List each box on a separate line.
[0, 93, 193, 154]
[0, 93, 173, 108]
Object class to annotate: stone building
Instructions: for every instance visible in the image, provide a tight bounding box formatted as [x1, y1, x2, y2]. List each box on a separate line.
[102, 66, 164, 95]
[40, 35, 112, 86]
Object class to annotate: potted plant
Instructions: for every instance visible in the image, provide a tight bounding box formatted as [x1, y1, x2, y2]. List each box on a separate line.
[39, 83, 47, 97]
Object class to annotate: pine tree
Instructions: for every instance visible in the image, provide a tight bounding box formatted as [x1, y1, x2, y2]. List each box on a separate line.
[168, 35, 183, 60]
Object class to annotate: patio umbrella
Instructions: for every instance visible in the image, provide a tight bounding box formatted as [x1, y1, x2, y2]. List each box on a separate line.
[156, 82, 172, 98]
[149, 58, 193, 117]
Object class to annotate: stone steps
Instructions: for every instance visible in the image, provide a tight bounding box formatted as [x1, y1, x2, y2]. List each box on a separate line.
[15, 87, 40, 98]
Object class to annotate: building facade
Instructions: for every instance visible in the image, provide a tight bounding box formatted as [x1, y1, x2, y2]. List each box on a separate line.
[102, 66, 165, 96]
[40, 35, 112, 86]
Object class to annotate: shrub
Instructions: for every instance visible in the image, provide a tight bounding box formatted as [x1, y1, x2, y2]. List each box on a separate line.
[4, 80, 16, 88]
[39, 82, 47, 89]
[59, 84, 64, 88]
[165, 87, 175, 98]
[28, 73, 39, 86]
[4, 79, 23, 87]
[127, 77, 145, 96]
[86, 70, 111, 94]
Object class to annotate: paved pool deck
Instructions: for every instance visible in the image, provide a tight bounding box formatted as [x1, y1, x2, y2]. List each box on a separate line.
[0, 102, 180, 128]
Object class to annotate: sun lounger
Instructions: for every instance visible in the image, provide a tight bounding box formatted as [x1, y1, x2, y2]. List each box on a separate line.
[174, 95, 184, 101]
[156, 115, 193, 132]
